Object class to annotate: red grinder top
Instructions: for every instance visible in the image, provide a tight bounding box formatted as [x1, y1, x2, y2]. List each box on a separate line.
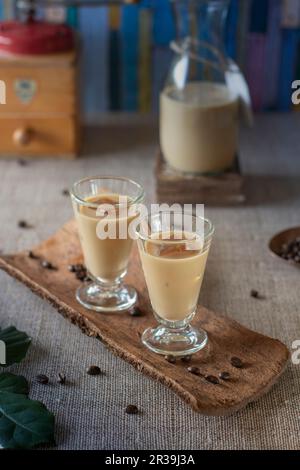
[0, 20, 75, 55]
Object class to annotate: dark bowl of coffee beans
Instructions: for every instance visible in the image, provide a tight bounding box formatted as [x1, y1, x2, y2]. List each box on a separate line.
[269, 227, 300, 268]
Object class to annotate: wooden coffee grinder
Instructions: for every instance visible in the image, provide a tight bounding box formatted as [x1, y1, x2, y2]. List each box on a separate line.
[0, 4, 79, 158]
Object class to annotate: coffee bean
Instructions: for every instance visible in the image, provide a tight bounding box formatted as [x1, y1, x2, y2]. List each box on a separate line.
[18, 159, 28, 166]
[230, 356, 243, 368]
[69, 263, 86, 273]
[36, 374, 49, 385]
[187, 366, 201, 376]
[128, 307, 142, 317]
[87, 365, 101, 376]
[205, 375, 220, 385]
[58, 373, 66, 385]
[41, 260, 57, 270]
[18, 220, 32, 229]
[125, 404, 139, 415]
[165, 355, 176, 364]
[76, 270, 87, 281]
[250, 289, 265, 300]
[181, 355, 192, 363]
[62, 189, 69, 196]
[219, 371, 231, 381]
[75, 264, 85, 272]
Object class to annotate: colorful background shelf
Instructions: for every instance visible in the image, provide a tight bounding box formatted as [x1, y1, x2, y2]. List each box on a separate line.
[1, 0, 300, 117]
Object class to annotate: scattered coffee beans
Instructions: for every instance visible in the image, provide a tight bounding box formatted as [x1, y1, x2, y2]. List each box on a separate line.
[62, 189, 69, 196]
[230, 356, 243, 368]
[165, 355, 176, 364]
[187, 366, 201, 376]
[69, 264, 90, 282]
[75, 264, 85, 272]
[181, 355, 192, 363]
[41, 260, 57, 270]
[68, 263, 85, 272]
[205, 375, 220, 385]
[18, 159, 28, 166]
[128, 306, 143, 317]
[87, 365, 101, 376]
[125, 405, 139, 415]
[36, 374, 49, 385]
[250, 289, 265, 300]
[219, 371, 231, 381]
[18, 220, 32, 229]
[76, 270, 87, 281]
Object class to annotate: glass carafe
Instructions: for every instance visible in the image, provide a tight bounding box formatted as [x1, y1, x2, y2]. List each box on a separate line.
[160, 0, 252, 175]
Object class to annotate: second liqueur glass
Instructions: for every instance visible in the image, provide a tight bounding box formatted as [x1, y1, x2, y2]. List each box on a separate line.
[71, 176, 144, 312]
[136, 211, 214, 356]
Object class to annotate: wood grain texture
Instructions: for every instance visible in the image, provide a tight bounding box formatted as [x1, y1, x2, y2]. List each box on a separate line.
[156, 150, 246, 205]
[0, 220, 289, 415]
[0, 50, 79, 158]
[0, 116, 79, 158]
[0, 64, 76, 115]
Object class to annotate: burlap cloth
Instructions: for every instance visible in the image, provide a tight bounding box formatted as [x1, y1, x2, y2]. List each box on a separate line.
[0, 115, 299, 450]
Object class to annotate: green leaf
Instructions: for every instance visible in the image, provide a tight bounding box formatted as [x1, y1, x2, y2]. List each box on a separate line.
[0, 326, 31, 367]
[0, 391, 55, 449]
[0, 372, 29, 395]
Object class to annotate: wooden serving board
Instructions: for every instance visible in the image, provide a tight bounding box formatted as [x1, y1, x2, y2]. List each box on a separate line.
[156, 150, 245, 205]
[0, 220, 289, 416]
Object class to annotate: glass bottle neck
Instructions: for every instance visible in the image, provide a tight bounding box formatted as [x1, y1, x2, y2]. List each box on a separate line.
[171, 0, 229, 54]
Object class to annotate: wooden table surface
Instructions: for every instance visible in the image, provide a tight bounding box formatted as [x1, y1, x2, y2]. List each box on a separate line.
[0, 113, 299, 450]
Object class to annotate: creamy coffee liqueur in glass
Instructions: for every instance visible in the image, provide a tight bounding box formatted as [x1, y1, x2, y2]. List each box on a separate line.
[160, 81, 239, 174]
[71, 176, 144, 312]
[136, 212, 214, 356]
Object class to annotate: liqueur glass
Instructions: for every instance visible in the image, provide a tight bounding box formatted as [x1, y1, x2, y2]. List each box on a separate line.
[136, 211, 214, 356]
[71, 176, 144, 312]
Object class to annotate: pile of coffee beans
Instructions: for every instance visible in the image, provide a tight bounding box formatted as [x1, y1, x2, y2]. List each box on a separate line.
[279, 238, 300, 264]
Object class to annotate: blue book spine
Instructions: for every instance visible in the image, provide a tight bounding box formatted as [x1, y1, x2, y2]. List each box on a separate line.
[152, 0, 175, 46]
[278, 29, 300, 111]
[78, 7, 109, 117]
[120, 4, 139, 111]
[250, 0, 269, 33]
[263, 0, 282, 109]
[108, 7, 121, 111]
[225, 0, 239, 60]
[236, 0, 252, 71]
[67, 7, 78, 28]
[152, 46, 173, 112]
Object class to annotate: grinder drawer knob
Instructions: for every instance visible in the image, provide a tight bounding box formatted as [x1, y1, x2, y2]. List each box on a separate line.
[13, 127, 33, 146]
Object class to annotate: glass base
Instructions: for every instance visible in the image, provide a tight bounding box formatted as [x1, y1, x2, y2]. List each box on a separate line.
[76, 282, 137, 312]
[141, 324, 208, 356]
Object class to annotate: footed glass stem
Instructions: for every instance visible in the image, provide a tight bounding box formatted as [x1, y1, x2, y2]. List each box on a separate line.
[76, 281, 137, 312]
[141, 324, 208, 357]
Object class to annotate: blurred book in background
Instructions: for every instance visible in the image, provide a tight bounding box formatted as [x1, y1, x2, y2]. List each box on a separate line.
[1, 0, 300, 116]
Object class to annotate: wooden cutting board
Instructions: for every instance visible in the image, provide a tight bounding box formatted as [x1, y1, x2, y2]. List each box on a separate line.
[0, 220, 289, 416]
